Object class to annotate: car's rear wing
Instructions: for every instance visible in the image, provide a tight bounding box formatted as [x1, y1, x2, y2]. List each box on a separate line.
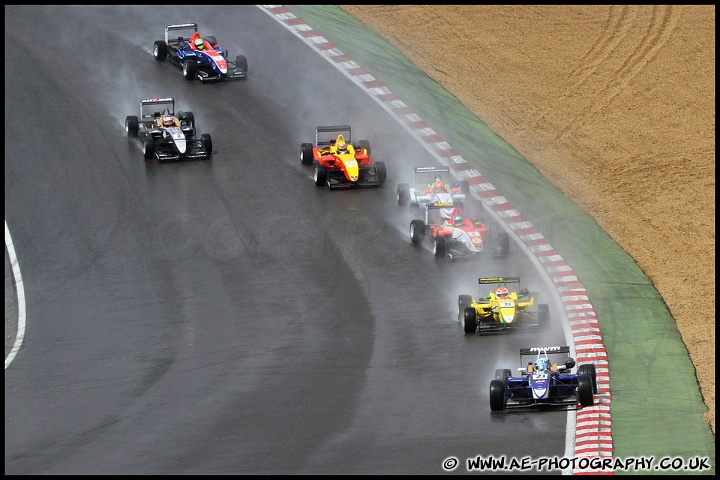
[478, 277, 520, 285]
[140, 97, 175, 120]
[414, 166, 450, 174]
[427, 201, 463, 210]
[164, 23, 199, 44]
[315, 125, 352, 147]
[520, 346, 571, 356]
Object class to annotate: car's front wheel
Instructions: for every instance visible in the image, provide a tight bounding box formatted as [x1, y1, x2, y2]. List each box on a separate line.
[433, 235, 447, 259]
[374, 161, 387, 185]
[125, 116, 139, 137]
[464, 307, 477, 334]
[143, 136, 155, 160]
[314, 164, 328, 187]
[301, 143, 314, 165]
[183, 58, 197, 80]
[153, 40, 167, 61]
[409, 219, 425, 244]
[578, 364, 598, 394]
[201, 133, 213, 156]
[489, 379, 507, 411]
[458, 294, 473, 322]
[236, 54, 248, 73]
[578, 374, 595, 407]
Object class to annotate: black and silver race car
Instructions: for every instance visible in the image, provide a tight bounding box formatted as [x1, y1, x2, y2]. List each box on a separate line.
[125, 97, 212, 162]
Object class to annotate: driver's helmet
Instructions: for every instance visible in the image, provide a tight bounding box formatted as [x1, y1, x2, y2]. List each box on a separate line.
[536, 358, 549, 371]
[194, 38, 204, 50]
[453, 213, 463, 227]
[433, 180, 445, 193]
[163, 114, 174, 127]
[496, 286, 509, 299]
[337, 141, 347, 153]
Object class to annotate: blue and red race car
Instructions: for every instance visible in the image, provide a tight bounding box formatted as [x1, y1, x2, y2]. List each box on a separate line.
[153, 23, 247, 82]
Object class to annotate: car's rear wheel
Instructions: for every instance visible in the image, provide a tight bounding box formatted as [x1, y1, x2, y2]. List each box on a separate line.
[464, 307, 477, 334]
[578, 364, 598, 394]
[143, 136, 155, 160]
[397, 183, 410, 206]
[204, 36, 218, 48]
[356, 139, 371, 155]
[374, 161, 387, 185]
[409, 219, 425, 244]
[495, 231, 510, 258]
[537, 304, 549, 327]
[236, 54, 248, 73]
[179, 111, 194, 128]
[201, 133, 213, 156]
[433, 235, 447, 259]
[458, 180, 470, 195]
[183, 58, 197, 80]
[125, 116, 139, 137]
[314, 164, 328, 187]
[495, 368, 512, 381]
[458, 295, 473, 322]
[300, 143, 314, 165]
[489, 379, 506, 411]
[578, 374, 595, 407]
[153, 40, 167, 61]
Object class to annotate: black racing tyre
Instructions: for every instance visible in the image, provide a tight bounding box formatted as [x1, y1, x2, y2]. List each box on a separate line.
[236, 54, 248, 73]
[374, 161, 387, 185]
[183, 58, 197, 80]
[578, 374, 595, 407]
[301, 143, 314, 165]
[538, 304, 549, 327]
[356, 139, 371, 155]
[201, 133, 213, 156]
[578, 364, 598, 394]
[458, 180, 470, 195]
[495, 368, 512, 381]
[463, 307, 477, 334]
[153, 40, 167, 61]
[397, 183, 410, 206]
[204, 35, 218, 47]
[179, 111, 194, 128]
[496, 231, 510, 258]
[489, 379, 507, 412]
[314, 164, 328, 187]
[125, 116, 139, 137]
[433, 235, 447, 259]
[143, 136, 155, 160]
[458, 294, 473, 322]
[409, 219, 425, 244]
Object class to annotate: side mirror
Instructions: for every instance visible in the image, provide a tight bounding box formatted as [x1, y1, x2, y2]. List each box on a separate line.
[565, 357, 576, 369]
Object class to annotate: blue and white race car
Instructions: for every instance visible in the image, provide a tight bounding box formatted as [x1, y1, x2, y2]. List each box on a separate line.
[152, 23, 248, 82]
[489, 346, 597, 411]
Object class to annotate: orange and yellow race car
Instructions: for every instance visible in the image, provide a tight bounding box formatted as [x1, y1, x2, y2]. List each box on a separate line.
[458, 277, 549, 333]
[300, 125, 386, 189]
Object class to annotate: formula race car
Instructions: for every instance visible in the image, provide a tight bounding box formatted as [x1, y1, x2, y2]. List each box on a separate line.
[397, 166, 469, 212]
[300, 125, 386, 189]
[410, 202, 510, 259]
[125, 97, 212, 162]
[459, 277, 548, 333]
[489, 346, 597, 411]
[152, 23, 248, 82]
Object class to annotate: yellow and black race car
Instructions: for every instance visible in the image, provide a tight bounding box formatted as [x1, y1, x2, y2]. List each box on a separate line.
[458, 277, 549, 334]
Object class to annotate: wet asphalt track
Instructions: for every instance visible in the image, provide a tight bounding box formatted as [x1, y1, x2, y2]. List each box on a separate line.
[5, 6, 571, 474]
